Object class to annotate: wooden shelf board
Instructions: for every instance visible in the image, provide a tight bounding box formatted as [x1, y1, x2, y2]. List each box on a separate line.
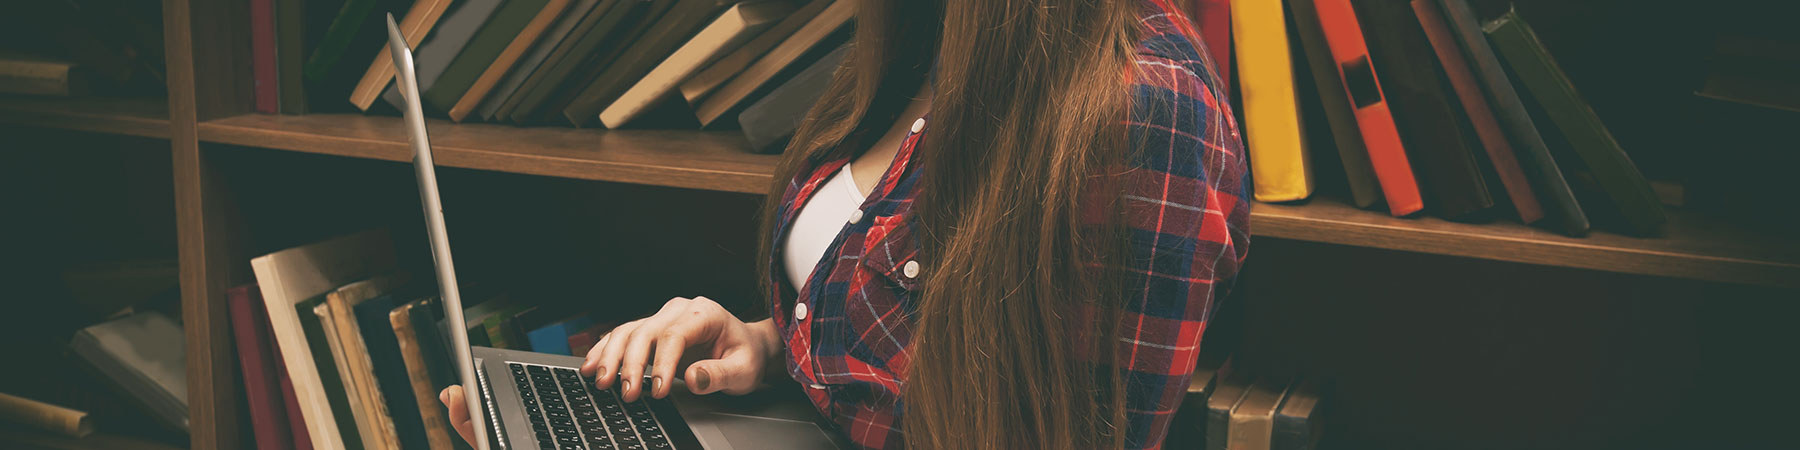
[198, 113, 779, 194]
[1253, 198, 1800, 289]
[0, 95, 171, 139]
[195, 113, 1799, 288]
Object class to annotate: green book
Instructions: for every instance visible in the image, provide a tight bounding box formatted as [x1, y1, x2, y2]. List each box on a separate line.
[1485, 8, 1665, 235]
[296, 294, 366, 450]
[492, 0, 629, 121]
[421, 0, 555, 112]
[306, 0, 409, 110]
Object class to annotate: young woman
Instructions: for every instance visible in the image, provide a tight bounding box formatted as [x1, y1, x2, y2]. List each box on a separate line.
[443, 0, 1248, 448]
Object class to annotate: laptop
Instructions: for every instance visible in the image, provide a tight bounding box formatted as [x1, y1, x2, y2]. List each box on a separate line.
[385, 14, 844, 450]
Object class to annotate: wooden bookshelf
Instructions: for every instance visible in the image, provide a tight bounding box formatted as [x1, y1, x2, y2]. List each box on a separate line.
[188, 113, 1800, 289]
[198, 113, 780, 194]
[0, 95, 171, 139]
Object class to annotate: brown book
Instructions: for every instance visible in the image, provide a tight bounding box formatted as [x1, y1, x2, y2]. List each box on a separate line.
[322, 275, 409, 450]
[1205, 369, 1253, 450]
[692, 0, 851, 127]
[390, 300, 457, 450]
[599, 1, 796, 128]
[1166, 361, 1224, 447]
[680, 0, 831, 103]
[448, 0, 573, 122]
[349, 0, 454, 111]
[0, 51, 88, 96]
[0, 393, 93, 438]
[1228, 377, 1294, 450]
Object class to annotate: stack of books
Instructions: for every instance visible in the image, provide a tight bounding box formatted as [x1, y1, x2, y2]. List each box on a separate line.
[253, 0, 851, 153]
[233, 230, 620, 450]
[1208, 0, 1667, 237]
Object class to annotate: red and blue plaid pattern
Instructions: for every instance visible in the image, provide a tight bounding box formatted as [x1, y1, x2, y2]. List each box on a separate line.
[763, 1, 1247, 448]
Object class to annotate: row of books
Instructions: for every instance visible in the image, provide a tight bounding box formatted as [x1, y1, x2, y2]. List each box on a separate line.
[254, 0, 851, 152]
[232, 230, 617, 450]
[1220, 0, 1667, 237]
[1166, 358, 1327, 450]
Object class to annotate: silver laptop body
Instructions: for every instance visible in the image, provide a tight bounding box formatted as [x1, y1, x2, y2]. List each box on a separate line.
[384, 14, 843, 450]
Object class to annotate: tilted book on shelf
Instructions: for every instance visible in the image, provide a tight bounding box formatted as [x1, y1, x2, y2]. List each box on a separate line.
[1231, 0, 1313, 202]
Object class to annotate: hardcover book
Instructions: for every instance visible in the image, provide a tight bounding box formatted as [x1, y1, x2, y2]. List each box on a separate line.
[449, 0, 575, 122]
[1231, 0, 1314, 202]
[477, 0, 607, 121]
[597, 0, 798, 128]
[1413, 0, 1543, 224]
[1289, 0, 1381, 208]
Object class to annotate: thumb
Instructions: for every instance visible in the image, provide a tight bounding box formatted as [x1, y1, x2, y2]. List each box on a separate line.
[684, 350, 761, 395]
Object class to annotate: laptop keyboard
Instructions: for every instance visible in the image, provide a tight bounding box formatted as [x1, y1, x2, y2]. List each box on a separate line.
[509, 363, 674, 450]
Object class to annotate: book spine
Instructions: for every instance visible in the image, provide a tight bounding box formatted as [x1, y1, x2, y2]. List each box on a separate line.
[316, 302, 387, 450]
[1412, 0, 1543, 224]
[296, 299, 366, 450]
[1313, 0, 1422, 215]
[0, 393, 91, 438]
[425, 0, 556, 114]
[351, 0, 453, 111]
[357, 298, 431, 450]
[1484, 9, 1666, 235]
[304, 0, 379, 82]
[1230, 0, 1313, 202]
[251, 0, 280, 113]
[274, 341, 317, 450]
[275, 0, 309, 114]
[229, 285, 293, 450]
[392, 303, 458, 450]
[1437, 0, 1587, 235]
[1289, 0, 1381, 208]
[453, 0, 573, 122]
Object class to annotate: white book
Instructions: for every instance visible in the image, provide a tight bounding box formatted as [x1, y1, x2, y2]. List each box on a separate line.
[70, 311, 187, 431]
[252, 230, 397, 450]
[597, 1, 796, 128]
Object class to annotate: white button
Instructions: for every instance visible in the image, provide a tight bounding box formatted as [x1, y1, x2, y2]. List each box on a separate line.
[848, 209, 864, 224]
[910, 118, 925, 133]
[795, 302, 809, 321]
[808, 384, 828, 390]
[902, 260, 920, 279]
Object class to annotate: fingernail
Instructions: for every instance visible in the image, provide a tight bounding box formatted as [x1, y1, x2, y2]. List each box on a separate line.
[652, 376, 664, 396]
[694, 369, 711, 391]
[621, 378, 633, 394]
[439, 390, 448, 402]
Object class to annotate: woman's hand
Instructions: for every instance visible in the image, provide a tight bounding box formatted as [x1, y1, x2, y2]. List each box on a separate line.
[439, 385, 477, 446]
[581, 296, 782, 402]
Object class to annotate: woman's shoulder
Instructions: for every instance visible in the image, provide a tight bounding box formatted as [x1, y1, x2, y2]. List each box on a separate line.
[1126, 0, 1229, 123]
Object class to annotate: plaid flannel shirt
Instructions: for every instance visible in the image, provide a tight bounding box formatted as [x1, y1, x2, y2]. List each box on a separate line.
[763, 1, 1248, 448]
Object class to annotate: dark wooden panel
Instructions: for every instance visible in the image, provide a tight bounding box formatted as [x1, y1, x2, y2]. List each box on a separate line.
[0, 96, 170, 139]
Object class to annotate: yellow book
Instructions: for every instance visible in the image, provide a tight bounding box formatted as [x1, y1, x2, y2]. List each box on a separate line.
[1231, 0, 1314, 202]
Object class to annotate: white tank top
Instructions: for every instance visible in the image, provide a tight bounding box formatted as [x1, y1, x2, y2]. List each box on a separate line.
[783, 163, 867, 291]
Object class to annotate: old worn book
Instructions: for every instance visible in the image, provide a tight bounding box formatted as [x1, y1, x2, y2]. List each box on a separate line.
[680, 0, 831, 103]
[495, 0, 641, 122]
[253, 230, 397, 450]
[1228, 377, 1293, 450]
[69, 312, 186, 431]
[355, 294, 433, 450]
[296, 295, 365, 450]
[1436, 0, 1586, 235]
[349, 0, 453, 111]
[476, 0, 606, 121]
[1232, 0, 1313, 202]
[391, 299, 458, 450]
[1310, 0, 1422, 214]
[1413, 0, 1543, 224]
[448, 0, 574, 122]
[598, 0, 797, 128]
[0, 52, 88, 96]
[315, 300, 391, 450]
[0, 393, 93, 438]
[228, 284, 298, 450]
[693, 0, 852, 127]
[322, 275, 412, 450]
[1486, 8, 1665, 235]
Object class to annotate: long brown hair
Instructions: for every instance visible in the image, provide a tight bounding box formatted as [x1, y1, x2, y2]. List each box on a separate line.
[757, 0, 1146, 448]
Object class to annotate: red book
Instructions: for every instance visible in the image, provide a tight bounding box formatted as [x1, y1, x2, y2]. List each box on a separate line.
[1312, 0, 1423, 216]
[1191, 0, 1232, 97]
[227, 284, 296, 450]
[275, 351, 313, 450]
[250, 0, 278, 113]
[1411, 0, 1543, 224]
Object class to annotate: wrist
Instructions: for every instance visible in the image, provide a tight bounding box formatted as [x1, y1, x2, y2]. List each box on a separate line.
[744, 319, 783, 361]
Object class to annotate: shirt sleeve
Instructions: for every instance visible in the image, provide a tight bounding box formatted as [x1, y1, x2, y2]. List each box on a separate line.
[1112, 15, 1251, 450]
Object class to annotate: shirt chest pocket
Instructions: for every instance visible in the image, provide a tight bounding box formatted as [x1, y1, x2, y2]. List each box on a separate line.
[837, 213, 920, 361]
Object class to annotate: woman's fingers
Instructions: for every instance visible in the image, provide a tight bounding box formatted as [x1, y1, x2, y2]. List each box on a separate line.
[440, 386, 477, 446]
[615, 318, 667, 402]
[648, 317, 708, 399]
[588, 321, 639, 390]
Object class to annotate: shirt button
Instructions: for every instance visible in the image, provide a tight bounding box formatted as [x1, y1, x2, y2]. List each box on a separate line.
[910, 118, 925, 133]
[808, 384, 828, 390]
[902, 260, 920, 279]
[795, 302, 809, 321]
[848, 209, 863, 224]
